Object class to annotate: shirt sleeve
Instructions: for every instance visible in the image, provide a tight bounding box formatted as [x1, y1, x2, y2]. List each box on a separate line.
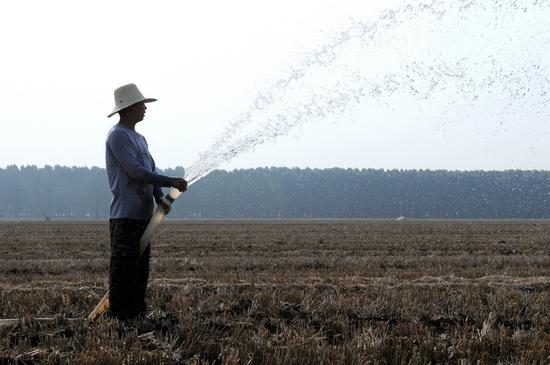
[108, 129, 173, 187]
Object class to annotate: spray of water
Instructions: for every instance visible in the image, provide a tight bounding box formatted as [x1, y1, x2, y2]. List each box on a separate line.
[183, 0, 550, 186]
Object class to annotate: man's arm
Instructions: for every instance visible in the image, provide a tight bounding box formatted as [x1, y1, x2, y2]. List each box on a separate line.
[108, 129, 174, 187]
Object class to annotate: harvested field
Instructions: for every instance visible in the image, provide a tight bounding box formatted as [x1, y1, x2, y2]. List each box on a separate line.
[1, 219, 550, 364]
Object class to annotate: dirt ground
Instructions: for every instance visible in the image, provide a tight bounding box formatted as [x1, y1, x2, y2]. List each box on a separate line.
[1, 219, 550, 364]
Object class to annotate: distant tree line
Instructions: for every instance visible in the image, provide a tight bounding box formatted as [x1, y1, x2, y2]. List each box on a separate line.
[1, 165, 549, 219]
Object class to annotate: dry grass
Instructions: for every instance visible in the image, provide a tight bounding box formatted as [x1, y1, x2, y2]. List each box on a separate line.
[1, 219, 550, 364]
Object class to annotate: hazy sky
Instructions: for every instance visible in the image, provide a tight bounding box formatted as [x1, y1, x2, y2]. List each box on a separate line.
[1, 0, 549, 172]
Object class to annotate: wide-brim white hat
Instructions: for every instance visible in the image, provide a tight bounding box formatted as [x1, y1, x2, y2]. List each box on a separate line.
[108, 83, 157, 118]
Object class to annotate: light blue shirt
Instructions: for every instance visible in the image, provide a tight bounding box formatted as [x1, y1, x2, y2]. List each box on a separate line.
[106, 123, 172, 220]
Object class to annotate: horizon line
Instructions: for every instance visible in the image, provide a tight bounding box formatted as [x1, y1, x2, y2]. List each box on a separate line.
[0, 164, 548, 173]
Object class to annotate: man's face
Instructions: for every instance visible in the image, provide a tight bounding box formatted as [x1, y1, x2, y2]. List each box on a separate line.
[122, 101, 147, 122]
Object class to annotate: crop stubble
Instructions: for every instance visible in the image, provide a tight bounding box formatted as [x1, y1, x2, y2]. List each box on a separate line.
[1, 220, 550, 364]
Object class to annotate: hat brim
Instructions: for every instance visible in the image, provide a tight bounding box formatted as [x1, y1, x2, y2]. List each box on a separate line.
[107, 98, 157, 118]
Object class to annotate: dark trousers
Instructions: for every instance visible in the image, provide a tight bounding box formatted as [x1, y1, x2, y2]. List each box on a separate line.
[109, 218, 150, 320]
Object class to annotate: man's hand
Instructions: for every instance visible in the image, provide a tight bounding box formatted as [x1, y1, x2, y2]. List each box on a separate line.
[171, 178, 188, 192]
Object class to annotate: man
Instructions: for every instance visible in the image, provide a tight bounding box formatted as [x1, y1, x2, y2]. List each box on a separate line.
[105, 83, 187, 320]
